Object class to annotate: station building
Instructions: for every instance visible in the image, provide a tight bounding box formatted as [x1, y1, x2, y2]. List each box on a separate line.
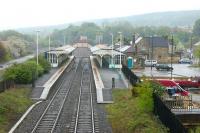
[44, 45, 75, 67]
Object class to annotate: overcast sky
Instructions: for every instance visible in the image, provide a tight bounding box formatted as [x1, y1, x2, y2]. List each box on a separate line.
[0, 0, 200, 30]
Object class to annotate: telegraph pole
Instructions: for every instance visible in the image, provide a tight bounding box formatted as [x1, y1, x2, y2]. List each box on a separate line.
[151, 36, 153, 73]
[171, 35, 174, 80]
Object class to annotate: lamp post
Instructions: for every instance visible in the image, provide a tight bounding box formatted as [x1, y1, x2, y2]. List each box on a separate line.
[36, 30, 40, 66]
[49, 34, 51, 62]
[118, 32, 122, 72]
[110, 33, 114, 65]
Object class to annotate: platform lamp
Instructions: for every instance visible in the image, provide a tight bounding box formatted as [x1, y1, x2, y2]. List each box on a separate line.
[118, 32, 122, 77]
[36, 30, 40, 79]
[110, 33, 114, 66]
[48, 34, 51, 62]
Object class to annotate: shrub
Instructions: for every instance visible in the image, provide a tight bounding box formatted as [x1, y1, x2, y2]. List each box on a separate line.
[31, 55, 51, 73]
[38, 55, 50, 73]
[106, 88, 168, 133]
[3, 61, 44, 84]
[150, 81, 165, 96]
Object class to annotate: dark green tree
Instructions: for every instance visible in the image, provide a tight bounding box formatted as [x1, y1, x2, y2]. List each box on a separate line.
[193, 19, 200, 37]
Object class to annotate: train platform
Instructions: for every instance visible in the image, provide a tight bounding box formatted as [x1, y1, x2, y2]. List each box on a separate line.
[90, 56, 129, 103]
[31, 56, 74, 100]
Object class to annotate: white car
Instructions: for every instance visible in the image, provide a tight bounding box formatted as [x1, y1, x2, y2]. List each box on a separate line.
[145, 60, 157, 67]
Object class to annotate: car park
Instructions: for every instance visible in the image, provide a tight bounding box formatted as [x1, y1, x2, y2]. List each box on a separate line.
[178, 58, 192, 64]
[155, 64, 173, 71]
[144, 60, 157, 67]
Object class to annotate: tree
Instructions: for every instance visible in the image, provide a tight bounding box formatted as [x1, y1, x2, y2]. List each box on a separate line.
[0, 42, 7, 62]
[194, 45, 200, 64]
[193, 19, 200, 37]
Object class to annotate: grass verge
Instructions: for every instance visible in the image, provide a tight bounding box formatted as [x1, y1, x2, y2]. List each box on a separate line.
[0, 88, 32, 133]
[106, 82, 168, 133]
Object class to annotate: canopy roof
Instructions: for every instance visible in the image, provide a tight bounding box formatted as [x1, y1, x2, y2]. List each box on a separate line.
[92, 49, 125, 56]
[46, 45, 75, 56]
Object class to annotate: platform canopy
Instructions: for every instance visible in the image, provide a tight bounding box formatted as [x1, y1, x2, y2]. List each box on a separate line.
[46, 45, 75, 56]
[92, 49, 125, 57]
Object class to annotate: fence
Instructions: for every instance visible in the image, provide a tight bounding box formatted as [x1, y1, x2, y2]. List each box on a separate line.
[0, 80, 15, 93]
[153, 93, 187, 133]
[163, 95, 195, 112]
[122, 64, 140, 86]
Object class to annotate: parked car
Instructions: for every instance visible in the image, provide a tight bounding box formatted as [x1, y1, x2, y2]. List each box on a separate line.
[178, 58, 192, 64]
[155, 64, 173, 71]
[144, 60, 157, 67]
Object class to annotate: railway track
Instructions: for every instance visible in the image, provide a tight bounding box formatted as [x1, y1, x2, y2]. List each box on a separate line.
[31, 59, 81, 133]
[70, 60, 97, 133]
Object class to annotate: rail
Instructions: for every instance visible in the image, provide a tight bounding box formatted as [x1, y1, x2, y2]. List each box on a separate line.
[74, 64, 95, 133]
[31, 60, 80, 133]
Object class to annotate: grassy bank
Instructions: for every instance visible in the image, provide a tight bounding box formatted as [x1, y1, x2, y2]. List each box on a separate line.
[0, 88, 32, 133]
[106, 82, 168, 133]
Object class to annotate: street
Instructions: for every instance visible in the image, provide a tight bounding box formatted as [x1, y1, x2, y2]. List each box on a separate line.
[133, 64, 200, 78]
[0, 55, 34, 70]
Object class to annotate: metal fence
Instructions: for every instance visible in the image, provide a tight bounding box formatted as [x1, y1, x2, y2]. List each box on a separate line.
[122, 64, 140, 86]
[162, 95, 195, 112]
[153, 93, 187, 133]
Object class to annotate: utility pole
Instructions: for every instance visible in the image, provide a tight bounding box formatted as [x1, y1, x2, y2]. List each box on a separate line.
[151, 36, 153, 73]
[190, 36, 193, 59]
[171, 35, 174, 80]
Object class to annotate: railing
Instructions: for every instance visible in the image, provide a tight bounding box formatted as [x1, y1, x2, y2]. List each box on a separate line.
[122, 64, 140, 86]
[153, 93, 187, 133]
[162, 95, 195, 112]
[0, 80, 15, 93]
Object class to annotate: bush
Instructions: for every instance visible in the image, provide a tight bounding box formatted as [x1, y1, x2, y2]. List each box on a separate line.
[3, 61, 44, 84]
[106, 81, 168, 133]
[150, 81, 165, 96]
[31, 55, 51, 73]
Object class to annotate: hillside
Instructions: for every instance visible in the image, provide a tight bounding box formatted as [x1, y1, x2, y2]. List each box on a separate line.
[0, 30, 34, 62]
[94, 10, 200, 27]
[16, 10, 200, 34]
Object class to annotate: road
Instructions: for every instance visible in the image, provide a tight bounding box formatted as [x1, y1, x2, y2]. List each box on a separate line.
[133, 64, 200, 78]
[0, 54, 34, 70]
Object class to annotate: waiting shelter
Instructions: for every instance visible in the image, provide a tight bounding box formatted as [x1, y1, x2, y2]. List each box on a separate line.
[91, 45, 126, 68]
[44, 45, 75, 67]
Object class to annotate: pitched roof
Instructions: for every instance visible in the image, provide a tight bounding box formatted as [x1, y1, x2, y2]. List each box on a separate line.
[144, 36, 169, 47]
[116, 45, 134, 53]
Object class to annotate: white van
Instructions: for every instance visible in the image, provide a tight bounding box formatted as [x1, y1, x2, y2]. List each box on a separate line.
[145, 60, 157, 67]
